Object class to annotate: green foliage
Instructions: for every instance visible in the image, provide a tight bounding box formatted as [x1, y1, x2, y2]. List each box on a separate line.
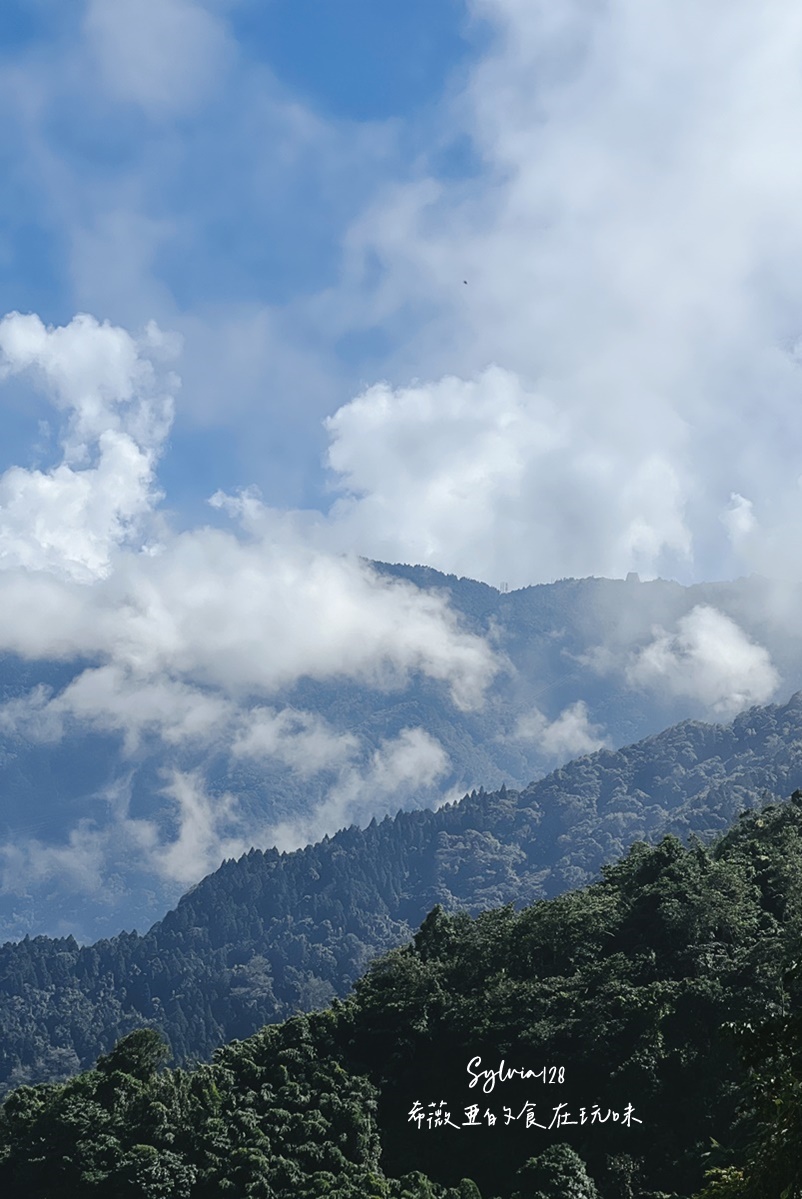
[513, 1144, 599, 1199]
[340, 798, 802, 1198]
[4, 793, 802, 1197]
[693, 964, 802, 1199]
[96, 1028, 169, 1081]
[0, 1012, 415, 1199]
[6, 693, 802, 1095]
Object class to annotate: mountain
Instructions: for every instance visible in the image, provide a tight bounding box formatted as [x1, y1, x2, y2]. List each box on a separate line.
[2, 565, 802, 942]
[3, 691, 802, 1096]
[3, 794, 802, 1198]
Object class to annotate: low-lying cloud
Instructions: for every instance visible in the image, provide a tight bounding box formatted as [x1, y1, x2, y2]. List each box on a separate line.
[507, 700, 609, 761]
[323, 366, 691, 587]
[0, 312, 498, 709]
[626, 604, 780, 716]
[0, 311, 500, 908]
[231, 706, 360, 778]
[265, 726, 452, 851]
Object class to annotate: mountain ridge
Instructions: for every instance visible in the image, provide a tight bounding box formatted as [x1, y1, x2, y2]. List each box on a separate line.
[2, 564, 801, 942]
[3, 690, 802, 1092]
[4, 790, 802, 1197]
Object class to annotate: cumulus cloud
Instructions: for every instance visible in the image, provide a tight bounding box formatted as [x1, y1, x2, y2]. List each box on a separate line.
[12, 0, 802, 591]
[626, 605, 780, 716]
[317, 0, 802, 587]
[0, 523, 495, 708]
[10, 0, 802, 918]
[507, 700, 608, 761]
[0, 313, 176, 582]
[0, 311, 498, 709]
[0, 310, 504, 907]
[323, 366, 691, 585]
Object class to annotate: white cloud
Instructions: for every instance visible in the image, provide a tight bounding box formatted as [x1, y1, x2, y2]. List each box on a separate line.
[626, 605, 780, 716]
[722, 492, 757, 547]
[0, 775, 153, 897]
[150, 770, 250, 885]
[0, 822, 109, 895]
[265, 726, 451, 850]
[0, 667, 234, 756]
[507, 700, 608, 761]
[0, 308, 505, 905]
[0, 769, 249, 896]
[0, 669, 365, 786]
[232, 706, 360, 777]
[0, 310, 499, 711]
[0, 684, 67, 745]
[10, 0, 802, 913]
[320, 0, 802, 587]
[0, 313, 176, 582]
[93, 517, 498, 709]
[83, 0, 233, 117]
[0, 725, 452, 898]
[323, 366, 691, 585]
[333, 725, 450, 808]
[11, 0, 802, 593]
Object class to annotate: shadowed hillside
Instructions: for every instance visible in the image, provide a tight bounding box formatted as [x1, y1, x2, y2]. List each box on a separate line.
[3, 796, 802, 1197]
[3, 566, 802, 942]
[3, 692, 802, 1093]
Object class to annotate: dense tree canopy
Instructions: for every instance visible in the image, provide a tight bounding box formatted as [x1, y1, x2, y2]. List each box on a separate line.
[3, 796, 802, 1198]
[5, 694, 802, 1097]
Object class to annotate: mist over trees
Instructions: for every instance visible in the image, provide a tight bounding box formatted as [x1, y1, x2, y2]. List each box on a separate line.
[4, 692, 802, 1096]
[2, 566, 801, 943]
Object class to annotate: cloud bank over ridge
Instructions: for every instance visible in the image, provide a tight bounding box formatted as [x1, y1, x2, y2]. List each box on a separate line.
[1, 1, 801, 930]
[0, 311, 502, 915]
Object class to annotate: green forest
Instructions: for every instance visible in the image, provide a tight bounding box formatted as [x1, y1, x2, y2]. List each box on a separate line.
[5, 693, 802, 1095]
[3, 795, 802, 1198]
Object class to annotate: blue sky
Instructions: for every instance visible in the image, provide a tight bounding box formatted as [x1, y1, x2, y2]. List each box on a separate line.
[3, 0, 801, 590]
[4, 0, 802, 928]
[0, 0, 492, 526]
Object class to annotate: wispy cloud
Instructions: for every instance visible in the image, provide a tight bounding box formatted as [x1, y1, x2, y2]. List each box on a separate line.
[83, 0, 235, 118]
[506, 700, 609, 761]
[231, 706, 360, 777]
[265, 726, 452, 850]
[149, 769, 250, 885]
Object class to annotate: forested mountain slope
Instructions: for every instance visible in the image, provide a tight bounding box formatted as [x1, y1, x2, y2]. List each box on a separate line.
[3, 797, 802, 1198]
[3, 692, 802, 1094]
[3, 565, 802, 942]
